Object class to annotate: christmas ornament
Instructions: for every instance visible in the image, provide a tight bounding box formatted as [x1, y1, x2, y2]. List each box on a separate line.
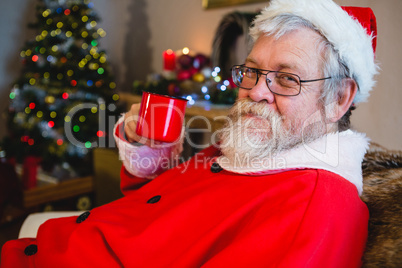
[192, 72, 205, 83]
[177, 54, 193, 70]
[177, 70, 192, 81]
[193, 54, 209, 70]
[22, 156, 41, 189]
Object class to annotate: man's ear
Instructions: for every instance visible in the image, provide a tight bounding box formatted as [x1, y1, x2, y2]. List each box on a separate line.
[329, 78, 358, 122]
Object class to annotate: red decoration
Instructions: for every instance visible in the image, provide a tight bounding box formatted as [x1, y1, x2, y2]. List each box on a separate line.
[22, 156, 41, 189]
[177, 54, 193, 70]
[193, 54, 209, 70]
[48, 121, 54, 128]
[7, 157, 16, 167]
[167, 83, 177, 96]
[62, 92, 69, 99]
[177, 70, 192, 81]
[189, 67, 198, 76]
[71, 80, 77, 86]
[32, 55, 39, 62]
[64, 9, 71, 15]
[163, 49, 176, 71]
[29, 102, 36, 109]
[228, 77, 237, 88]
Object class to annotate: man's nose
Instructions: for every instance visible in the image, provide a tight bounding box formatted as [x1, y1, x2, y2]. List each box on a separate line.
[248, 75, 275, 104]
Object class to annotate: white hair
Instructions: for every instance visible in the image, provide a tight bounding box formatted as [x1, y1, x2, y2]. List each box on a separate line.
[249, 0, 379, 104]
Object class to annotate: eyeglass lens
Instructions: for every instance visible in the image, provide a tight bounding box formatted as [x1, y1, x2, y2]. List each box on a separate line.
[232, 66, 301, 96]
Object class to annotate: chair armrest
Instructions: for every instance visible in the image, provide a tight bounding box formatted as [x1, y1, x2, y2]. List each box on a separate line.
[18, 211, 82, 238]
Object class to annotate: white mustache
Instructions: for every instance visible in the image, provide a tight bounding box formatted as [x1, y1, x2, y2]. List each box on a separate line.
[229, 98, 283, 123]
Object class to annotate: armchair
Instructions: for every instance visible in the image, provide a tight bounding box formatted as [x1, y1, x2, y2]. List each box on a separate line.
[360, 143, 402, 267]
[17, 143, 402, 267]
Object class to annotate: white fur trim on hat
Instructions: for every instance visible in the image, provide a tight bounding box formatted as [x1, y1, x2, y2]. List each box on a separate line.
[249, 0, 378, 103]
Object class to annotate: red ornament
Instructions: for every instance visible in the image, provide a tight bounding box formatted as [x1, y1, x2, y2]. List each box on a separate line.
[29, 102, 36, 109]
[32, 55, 39, 62]
[95, 80, 103, 87]
[22, 156, 41, 190]
[7, 157, 16, 167]
[64, 9, 71, 15]
[167, 83, 176, 96]
[62, 92, 69, 99]
[177, 70, 192, 81]
[167, 83, 181, 96]
[189, 67, 198, 76]
[177, 54, 193, 70]
[193, 54, 209, 70]
[71, 80, 77, 86]
[48, 121, 55, 128]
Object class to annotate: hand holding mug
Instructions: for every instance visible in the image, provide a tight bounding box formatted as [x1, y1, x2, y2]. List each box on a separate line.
[124, 92, 188, 147]
[124, 103, 150, 143]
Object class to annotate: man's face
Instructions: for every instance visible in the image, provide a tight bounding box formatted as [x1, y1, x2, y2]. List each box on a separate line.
[237, 27, 327, 136]
[219, 27, 328, 161]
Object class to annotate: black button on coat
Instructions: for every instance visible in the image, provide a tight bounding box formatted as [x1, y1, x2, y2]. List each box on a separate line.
[210, 162, 223, 173]
[24, 244, 37, 256]
[76, 211, 90, 223]
[147, 195, 161, 204]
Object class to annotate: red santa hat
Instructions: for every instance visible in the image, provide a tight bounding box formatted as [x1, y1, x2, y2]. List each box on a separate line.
[250, 0, 378, 104]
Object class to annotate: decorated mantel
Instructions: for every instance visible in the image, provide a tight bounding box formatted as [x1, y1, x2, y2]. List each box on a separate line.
[132, 47, 238, 106]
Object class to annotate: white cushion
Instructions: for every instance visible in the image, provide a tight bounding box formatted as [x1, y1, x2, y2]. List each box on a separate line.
[19, 211, 82, 238]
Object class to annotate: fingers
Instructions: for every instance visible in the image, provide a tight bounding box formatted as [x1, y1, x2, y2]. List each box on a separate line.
[124, 104, 161, 147]
[124, 104, 141, 143]
[123, 104, 184, 150]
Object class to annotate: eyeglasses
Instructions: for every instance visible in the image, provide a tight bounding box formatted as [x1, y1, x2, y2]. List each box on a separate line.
[231, 65, 332, 96]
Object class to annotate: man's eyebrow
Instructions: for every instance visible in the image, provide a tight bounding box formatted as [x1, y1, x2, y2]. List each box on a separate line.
[277, 63, 303, 74]
[277, 63, 295, 70]
[244, 57, 257, 65]
[244, 58, 303, 74]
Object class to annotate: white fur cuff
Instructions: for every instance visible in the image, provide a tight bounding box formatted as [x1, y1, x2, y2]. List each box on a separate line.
[113, 115, 183, 179]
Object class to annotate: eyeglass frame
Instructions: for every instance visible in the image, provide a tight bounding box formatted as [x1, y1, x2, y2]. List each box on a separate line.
[231, 65, 332, 96]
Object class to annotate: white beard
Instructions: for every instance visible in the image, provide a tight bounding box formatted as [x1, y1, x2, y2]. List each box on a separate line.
[218, 98, 325, 166]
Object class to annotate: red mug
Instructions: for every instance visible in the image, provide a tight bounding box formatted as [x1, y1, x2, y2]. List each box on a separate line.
[136, 91, 188, 143]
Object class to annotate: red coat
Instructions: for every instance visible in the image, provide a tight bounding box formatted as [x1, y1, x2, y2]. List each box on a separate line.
[1, 144, 368, 267]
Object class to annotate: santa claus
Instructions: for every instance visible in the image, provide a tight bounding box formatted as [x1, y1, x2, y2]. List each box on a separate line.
[1, 0, 378, 267]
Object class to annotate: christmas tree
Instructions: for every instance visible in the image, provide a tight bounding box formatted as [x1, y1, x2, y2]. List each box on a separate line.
[2, 0, 119, 178]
